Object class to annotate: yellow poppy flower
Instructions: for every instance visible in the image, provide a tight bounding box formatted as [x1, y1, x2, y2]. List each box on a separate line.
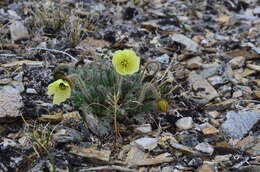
[112, 49, 140, 75]
[47, 79, 71, 105]
[156, 99, 169, 112]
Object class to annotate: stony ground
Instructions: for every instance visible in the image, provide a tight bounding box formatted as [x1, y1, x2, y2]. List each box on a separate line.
[0, 0, 260, 171]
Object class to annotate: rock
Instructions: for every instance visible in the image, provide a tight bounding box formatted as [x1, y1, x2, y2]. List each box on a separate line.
[169, 140, 197, 154]
[188, 158, 203, 168]
[247, 135, 260, 156]
[195, 142, 214, 155]
[205, 99, 236, 111]
[9, 21, 29, 41]
[175, 117, 193, 130]
[233, 90, 243, 98]
[188, 72, 219, 101]
[69, 145, 111, 164]
[171, 34, 198, 52]
[76, 37, 110, 57]
[162, 166, 174, 172]
[207, 111, 220, 118]
[253, 6, 260, 15]
[132, 137, 158, 151]
[155, 54, 170, 64]
[214, 154, 232, 163]
[198, 63, 220, 78]
[0, 138, 18, 150]
[7, 10, 21, 20]
[125, 146, 174, 167]
[233, 14, 258, 21]
[131, 153, 174, 167]
[135, 124, 152, 134]
[235, 136, 255, 150]
[26, 88, 37, 94]
[221, 111, 260, 140]
[228, 56, 245, 69]
[0, 83, 24, 122]
[0, 60, 44, 69]
[125, 146, 148, 167]
[186, 56, 202, 69]
[246, 64, 260, 72]
[197, 162, 217, 172]
[54, 128, 83, 144]
[197, 123, 219, 135]
[208, 75, 228, 86]
[238, 165, 260, 172]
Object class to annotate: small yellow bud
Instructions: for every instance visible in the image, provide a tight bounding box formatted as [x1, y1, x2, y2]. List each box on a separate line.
[156, 99, 169, 112]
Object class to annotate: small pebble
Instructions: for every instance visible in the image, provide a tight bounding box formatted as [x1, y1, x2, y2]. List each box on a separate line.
[175, 117, 193, 130]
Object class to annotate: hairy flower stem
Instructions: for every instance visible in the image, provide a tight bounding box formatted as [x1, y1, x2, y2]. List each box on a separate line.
[68, 74, 91, 103]
[114, 75, 123, 137]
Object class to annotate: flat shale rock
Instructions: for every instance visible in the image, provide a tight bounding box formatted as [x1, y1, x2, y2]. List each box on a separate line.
[69, 145, 111, 164]
[0, 83, 24, 122]
[228, 56, 246, 69]
[237, 165, 260, 172]
[135, 124, 152, 134]
[125, 146, 148, 167]
[198, 63, 220, 78]
[197, 162, 217, 172]
[132, 137, 158, 151]
[9, 21, 29, 41]
[188, 72, 219, 102]
[171, 34, 198, 52]
[195, 142, 214, 155]
[221, 111, 260, 140]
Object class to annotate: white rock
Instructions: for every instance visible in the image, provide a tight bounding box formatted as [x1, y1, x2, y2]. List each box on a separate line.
[195, 142, 214, 155]
[26, 88, 37, 94]
[132, 137, 158, 151]
[253, 6, 260, 15]
[175, 117, 193, 130]
[10, 21, 29, 41]
[135, 124, 152, 134]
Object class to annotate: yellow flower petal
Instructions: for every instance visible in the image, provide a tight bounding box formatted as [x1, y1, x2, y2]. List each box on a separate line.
[112, 49, 140, 75]
[52, 87, 71, 105]
[47, 79, 71, 105]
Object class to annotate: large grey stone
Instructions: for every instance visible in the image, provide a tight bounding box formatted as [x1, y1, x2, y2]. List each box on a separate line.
[221, 111, 260, 140]
[10, 21, 29, 41]
[0, 82, 24, 122]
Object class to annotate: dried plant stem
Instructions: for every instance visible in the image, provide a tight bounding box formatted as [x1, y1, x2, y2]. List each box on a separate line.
[79, 165, 138, 172]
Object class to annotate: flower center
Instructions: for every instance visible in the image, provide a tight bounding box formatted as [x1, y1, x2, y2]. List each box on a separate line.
[59, 83, 67, 90]
[121, 59, 128, 69]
